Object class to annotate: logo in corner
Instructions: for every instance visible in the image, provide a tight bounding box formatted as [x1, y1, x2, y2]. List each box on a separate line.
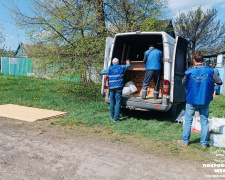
[191, 74, 208, 82]
[210, 148, 225, 163]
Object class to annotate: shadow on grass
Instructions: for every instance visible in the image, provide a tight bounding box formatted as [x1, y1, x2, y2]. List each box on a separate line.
[120, 109, 173, 122]
[120, 103, 186, 122]
[189, 138, 201, 145]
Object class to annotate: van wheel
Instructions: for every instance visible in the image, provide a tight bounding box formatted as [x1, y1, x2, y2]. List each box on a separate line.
[166, 104, 177, 117]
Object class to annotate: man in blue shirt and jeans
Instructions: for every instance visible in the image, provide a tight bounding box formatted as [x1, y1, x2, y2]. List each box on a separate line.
[142, 44, 162, 99]
[180, 52, 222, 148]
[101, 58, 130, 122]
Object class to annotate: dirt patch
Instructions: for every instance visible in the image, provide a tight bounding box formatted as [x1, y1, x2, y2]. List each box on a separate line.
[0, 117, 215, 180]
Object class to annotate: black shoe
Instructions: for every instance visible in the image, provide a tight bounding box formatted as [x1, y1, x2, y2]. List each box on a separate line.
[142, 90, 147, 99]
[154, 93, 158, 100]
[154, 94, 158, 100]
[113, 119, 120, 122]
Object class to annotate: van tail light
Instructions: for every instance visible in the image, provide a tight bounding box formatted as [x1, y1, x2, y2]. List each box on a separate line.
[163, 80, 170, 95]
[105, 75, 109, 89]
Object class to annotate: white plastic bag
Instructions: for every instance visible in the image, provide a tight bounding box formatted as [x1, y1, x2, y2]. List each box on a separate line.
[211, 118, 225, 132]
[125, 81, 134, 87]
[125, 81, 138, 94]
[130, 84, 137, 93]
[122, 87, 131, 95]
[191, 111, 212, 133]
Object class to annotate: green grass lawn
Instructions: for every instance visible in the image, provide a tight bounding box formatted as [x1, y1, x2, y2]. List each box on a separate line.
[0, 75, 225, 162]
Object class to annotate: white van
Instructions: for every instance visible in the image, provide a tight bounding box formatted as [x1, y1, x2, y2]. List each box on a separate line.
[101, 31, 188, 116]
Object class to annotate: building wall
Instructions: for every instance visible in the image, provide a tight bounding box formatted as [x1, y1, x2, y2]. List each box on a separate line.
[217, 54, 224, 67]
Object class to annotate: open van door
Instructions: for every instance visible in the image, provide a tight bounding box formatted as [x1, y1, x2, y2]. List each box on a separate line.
[101, 37, 113, 95]
[170, 36, 188, 103]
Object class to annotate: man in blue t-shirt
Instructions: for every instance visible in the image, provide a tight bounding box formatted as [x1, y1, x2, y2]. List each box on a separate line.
[179, 52, 222, 149]
[142, 44, 162, 99]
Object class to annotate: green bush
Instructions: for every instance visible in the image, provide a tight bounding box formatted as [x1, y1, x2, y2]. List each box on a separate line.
[53, 80, 102, 101]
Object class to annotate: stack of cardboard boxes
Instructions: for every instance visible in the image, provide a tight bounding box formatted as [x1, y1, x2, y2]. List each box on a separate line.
[125, 71, 163, 97]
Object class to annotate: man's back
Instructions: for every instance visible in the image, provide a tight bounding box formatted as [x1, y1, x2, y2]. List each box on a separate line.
[185, 66, 214, 105]
[144, 48, 162, 70]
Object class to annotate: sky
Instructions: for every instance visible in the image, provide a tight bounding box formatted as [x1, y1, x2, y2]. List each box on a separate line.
[0, 0, 225, 51]
[168, 0, 225, 19]
[0, 0, 32, 51]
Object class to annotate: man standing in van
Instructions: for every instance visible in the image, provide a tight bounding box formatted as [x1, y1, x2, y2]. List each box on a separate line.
[101, 58, 130, 122]
[180, 52, 222, 148]
[142, 44, 162, 99]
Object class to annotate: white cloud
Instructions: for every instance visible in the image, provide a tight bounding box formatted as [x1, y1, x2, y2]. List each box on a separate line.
[33, 30, 52, 38]
[167, 0, 225, 22]
[4, 34, 13, 39]
[168, 0, 225, 15]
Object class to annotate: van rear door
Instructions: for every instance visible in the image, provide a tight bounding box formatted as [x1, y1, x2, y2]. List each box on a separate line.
[101, 37, 113, 95]
[170, 36, 188, 103]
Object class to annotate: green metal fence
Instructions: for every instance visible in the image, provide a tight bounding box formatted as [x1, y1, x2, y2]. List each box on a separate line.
[1, 57, 33, 76]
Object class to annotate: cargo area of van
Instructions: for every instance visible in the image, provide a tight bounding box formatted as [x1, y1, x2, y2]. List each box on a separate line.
[112, 33, 164, 103]
[123, 71, 163, 103]
[102, 31, 188, 113]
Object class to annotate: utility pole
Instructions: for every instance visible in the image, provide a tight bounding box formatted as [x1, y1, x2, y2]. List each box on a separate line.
[17, 34, 20, 46]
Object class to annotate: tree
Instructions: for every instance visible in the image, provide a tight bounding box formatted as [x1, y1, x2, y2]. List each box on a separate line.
[105, 0, 166, 33]
[174, 7, 225, 60]
[0, 24, 11, 57]
[8, 0, 167, 82]
[0, 46, 15, 57]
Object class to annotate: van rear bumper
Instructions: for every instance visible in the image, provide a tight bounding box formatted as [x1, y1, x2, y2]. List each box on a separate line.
[105, 97, 170, 112]
[125, 100, 169, 111]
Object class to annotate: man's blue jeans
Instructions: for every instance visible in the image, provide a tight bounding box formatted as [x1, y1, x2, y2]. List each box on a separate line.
[110, 89, 122, 120]
[182, 103, 209, 147]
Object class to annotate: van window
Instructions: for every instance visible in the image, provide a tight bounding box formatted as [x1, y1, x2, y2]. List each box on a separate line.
[112, 34, 163, 63]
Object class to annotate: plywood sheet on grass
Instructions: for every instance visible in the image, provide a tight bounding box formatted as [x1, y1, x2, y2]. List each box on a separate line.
[0, 104, 67, 122]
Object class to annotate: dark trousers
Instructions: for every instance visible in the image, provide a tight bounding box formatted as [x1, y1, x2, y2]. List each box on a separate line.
[110, 88, 122, 120]
[142, 70, 160, 98]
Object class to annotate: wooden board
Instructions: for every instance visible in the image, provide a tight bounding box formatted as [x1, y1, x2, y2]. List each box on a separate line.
[121, 61, 145, 71]
[0, 104, 67, 122]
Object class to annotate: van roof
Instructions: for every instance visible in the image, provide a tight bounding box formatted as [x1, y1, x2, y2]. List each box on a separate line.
[114, 31, 175, 42]
[115, 31, 166, 36]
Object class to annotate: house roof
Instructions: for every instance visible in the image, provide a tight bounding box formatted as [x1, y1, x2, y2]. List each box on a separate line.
[14, 43, 35, 57]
